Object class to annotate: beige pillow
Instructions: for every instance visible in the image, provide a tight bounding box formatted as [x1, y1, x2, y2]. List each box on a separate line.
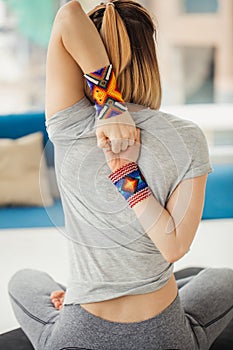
[0, 132, 53, 207]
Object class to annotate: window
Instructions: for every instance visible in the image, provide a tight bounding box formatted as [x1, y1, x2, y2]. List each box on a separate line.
[0, 0, 59, 114]
[183, 0, 219, 14]
[180, 46, 215, 104]
[215, 131, 233, 146]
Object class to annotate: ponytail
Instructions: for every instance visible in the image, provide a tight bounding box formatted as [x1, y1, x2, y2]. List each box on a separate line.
[87, 0, 162, 110]
[100, 4, 131, 77]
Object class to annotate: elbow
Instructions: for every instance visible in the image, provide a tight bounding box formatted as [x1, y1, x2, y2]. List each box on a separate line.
[164, 253, 180, 264]
[163, 248, 188, 264]
[56, 1, 82, 22]
[165, 254, 181, 264]
[54, 1, 83, 38]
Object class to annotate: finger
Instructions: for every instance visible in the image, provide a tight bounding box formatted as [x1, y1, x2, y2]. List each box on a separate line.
[51, 298, 59, 303]
[54, 301, 61, 309]
[128, 138, 135, 146]
[50, 290, 64, 299]
[135, 128, 141, 143]
[103, 143, 111, 150]
[129, 127, 137, 140]
[51, 297, 61, 303]
[110, 139, 121, 154]
[134, 128, 138, 140]
[128, 128, 137, 145]
[121, 139, 129, 152]
[97, 137, 109, 149]
[96, 130, 109, 149]
[95, 129, 105, 139]
[128, 129, 138, 146]
[50, 292, 58, 299]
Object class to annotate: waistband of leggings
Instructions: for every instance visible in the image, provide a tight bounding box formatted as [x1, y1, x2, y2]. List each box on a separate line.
[64, 291, 182, 333]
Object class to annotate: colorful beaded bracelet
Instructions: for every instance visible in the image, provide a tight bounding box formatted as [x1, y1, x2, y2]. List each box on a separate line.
[108, 162, 152, 208]
[84, 64, 128, 120]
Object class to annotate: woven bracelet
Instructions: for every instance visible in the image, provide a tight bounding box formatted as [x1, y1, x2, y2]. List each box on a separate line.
[84, 64, 128, 120]
[108, 162, 152, 208]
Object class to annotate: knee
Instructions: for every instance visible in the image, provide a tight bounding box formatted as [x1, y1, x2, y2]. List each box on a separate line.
[204, 266, 233, 287]
[8, 268, 41, 295]
[207, 266, 233, 276]
[219, 267, 233, 283]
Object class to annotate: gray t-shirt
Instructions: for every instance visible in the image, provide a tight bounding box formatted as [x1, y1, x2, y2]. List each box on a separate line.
[45, 96, 213, 304]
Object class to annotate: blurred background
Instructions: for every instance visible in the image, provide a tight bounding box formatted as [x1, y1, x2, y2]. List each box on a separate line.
[0, 0, 232, 112]
[0, 0, 233, 337]
[0, 0, 233, 146]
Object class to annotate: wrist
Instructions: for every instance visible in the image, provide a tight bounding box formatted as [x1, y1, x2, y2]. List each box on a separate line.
[84, 64, 129, 121]
[109, 159, 131, 173]
[108, 162, 152, 208]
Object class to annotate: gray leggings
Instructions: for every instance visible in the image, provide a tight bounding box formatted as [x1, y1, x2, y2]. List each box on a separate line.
[8, 267, 233, 350]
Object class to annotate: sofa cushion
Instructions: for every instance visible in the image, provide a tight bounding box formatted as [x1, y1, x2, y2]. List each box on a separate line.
[202, 164, 233, 219]
[0, 132, 53, 207]
[0, 111, 54, 167]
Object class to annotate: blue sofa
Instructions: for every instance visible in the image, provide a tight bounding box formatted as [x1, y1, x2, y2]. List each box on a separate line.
[0, 111, 233, 229]
[0, 111, 64, 228]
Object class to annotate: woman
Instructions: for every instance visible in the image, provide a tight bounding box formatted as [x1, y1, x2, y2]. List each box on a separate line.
[8, 1, 233, 349]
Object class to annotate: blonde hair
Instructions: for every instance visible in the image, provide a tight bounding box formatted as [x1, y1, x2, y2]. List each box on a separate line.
[85, 0, 161, 110]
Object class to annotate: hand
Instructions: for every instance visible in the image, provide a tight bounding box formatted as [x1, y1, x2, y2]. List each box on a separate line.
[103, 128, 141, 172]
[95, 112, 137, 154]
[50, 290, 65, 310]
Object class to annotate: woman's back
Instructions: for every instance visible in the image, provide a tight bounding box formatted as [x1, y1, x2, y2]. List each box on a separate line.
[46, 96, 212, 321]
[8, 3, 233, 350]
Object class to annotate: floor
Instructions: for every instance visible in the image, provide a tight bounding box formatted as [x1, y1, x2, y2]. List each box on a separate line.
[1, 218, 233, 334]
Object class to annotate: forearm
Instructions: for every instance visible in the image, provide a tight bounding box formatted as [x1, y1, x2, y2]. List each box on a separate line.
[108, 161, 182, 263]
[55, 1, 109, 73]
[107, 155, 207, 264]
[132, 194, 180, 263]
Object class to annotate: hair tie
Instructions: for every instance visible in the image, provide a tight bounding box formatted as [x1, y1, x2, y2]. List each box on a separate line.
[105, 1, 115, 7]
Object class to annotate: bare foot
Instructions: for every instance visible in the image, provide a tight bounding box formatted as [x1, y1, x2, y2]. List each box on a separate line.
[50, 290, 65, 310]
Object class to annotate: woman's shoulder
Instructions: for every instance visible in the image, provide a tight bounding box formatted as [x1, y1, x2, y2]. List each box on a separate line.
[155, 109, 206, 142]
[155, 109, 213, 179]
[144, 109, 211, 165]
[137, 107, 203, 137]
[45, 96, 96, 143]
[46, 96, 95, 125]
[158, 108, 198, 128]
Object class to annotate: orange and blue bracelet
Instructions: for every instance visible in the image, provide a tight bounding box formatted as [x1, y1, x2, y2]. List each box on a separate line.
[108, 162, 152, 208]
[84, 64, 128, 120]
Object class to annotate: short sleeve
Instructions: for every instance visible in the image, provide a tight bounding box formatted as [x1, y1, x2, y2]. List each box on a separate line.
[182, 123, 214, 180]
[45, 96, 96, 144]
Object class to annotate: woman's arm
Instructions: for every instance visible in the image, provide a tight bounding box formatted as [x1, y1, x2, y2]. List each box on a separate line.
[46, 1, 136, 153]
[104, 129, 208, 263]
[132, 174, 208, 263]
[45, 0, 109, 119]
